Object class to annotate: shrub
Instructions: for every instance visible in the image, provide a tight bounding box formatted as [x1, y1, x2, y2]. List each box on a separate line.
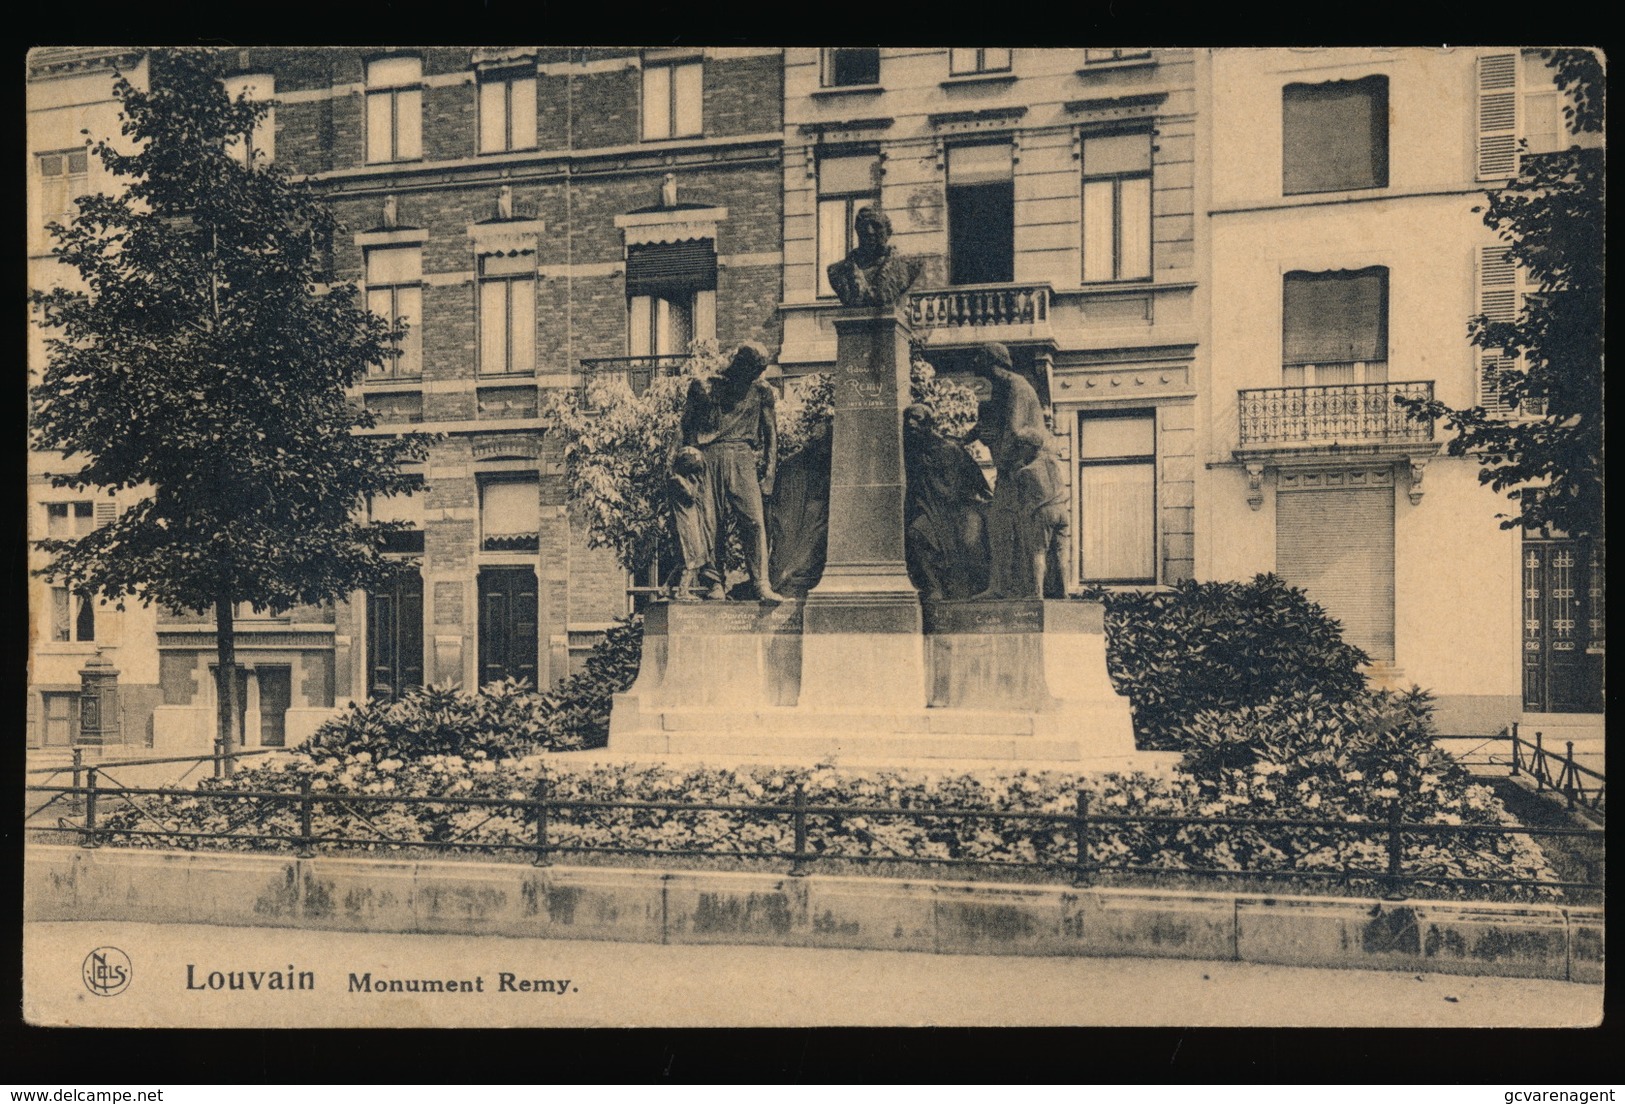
[533, 614, 644, 751]
[1085, 574, 1370, 750]
[305, 678, 551, 763]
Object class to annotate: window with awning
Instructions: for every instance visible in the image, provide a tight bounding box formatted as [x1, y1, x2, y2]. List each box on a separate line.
[1282, 267, 1389, 385]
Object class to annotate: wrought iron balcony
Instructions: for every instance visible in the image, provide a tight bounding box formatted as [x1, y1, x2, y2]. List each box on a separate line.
[906, 283, 1050, 331]
[1237, 381, 1435, 449]
[575, 354, 691, 410]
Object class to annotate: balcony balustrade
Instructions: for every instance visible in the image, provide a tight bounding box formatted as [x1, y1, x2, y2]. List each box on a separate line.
[906, 283, 1050, 331]
[1237, 381, 1435, 448]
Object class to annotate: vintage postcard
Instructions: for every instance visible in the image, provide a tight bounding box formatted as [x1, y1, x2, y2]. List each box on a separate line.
[23, 45, 1604, 1031]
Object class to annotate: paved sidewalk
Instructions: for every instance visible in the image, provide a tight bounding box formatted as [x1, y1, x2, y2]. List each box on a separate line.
[25, 920, 1602, 1029]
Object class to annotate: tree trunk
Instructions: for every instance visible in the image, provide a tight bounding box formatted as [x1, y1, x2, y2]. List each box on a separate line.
[214, 597, 241, 778]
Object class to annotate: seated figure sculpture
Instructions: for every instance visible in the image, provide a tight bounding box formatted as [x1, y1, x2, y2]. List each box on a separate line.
[825, 207, 923, 309]
[902, 404, 992, 600]
[767, 422, 833, 598]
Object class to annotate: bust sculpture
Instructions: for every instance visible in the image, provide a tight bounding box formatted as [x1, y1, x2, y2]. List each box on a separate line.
[825, 206, 923, 309]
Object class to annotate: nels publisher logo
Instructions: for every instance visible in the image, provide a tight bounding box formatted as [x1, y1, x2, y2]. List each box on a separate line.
[82, 946, 132, 997]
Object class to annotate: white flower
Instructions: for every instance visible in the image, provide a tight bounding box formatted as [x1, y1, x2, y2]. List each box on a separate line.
[1381, 770, 1399, 783]
[1305, 793, 1321, 809]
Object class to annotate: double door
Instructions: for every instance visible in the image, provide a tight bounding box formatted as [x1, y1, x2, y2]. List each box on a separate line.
[1522, 538, 1604, 713]
[478, 567, 539, 688]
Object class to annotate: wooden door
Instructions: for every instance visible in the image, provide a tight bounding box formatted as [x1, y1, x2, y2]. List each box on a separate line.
[1522, 538, 1604, 712]
[367, 570, 424, 701]
[478, 567, 539, 688]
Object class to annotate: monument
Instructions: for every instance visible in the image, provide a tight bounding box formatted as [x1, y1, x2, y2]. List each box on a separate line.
[609, 207, 1137, 765]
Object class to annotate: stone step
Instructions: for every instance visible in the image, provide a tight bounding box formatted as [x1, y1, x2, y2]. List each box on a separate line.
[654, 708, 1039, 736]
[613, 727, 1094, 763]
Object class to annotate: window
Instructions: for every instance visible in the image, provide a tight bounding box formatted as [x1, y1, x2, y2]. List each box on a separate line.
[1077, 412, 1157, 585]
[222, 73, 275, 166]
[41, 692, 79, 746]
[38, 149, 90, 221]
[365, 246, 423, 379]
[1282, 268, 1389, 386]
[478, 67, 537, 153]
[1282, 76, 1389, 195]
[365, 56, 423, 163]
[816, 153, 879, 298]
[1277, 485, 1395, 662]
[480, 476, 540, 552]
[626, 240, 717, 356]
[1477, 50, 1568, 179]
[1084, 49, 1152, 64]
[46, 500, 95, 539]
[371, 478, 426, 554]
[641, 58, 702, 141]
[949, 48, 1010, 76]
[51, 586, 96, 643]
[821, 48, 880, 87]
[1081, 132, 1152, 282]
[478, 253, 537, 375]
[947, 143, 1015, 286]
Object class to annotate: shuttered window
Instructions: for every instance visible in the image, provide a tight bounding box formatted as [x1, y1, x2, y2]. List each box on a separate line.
[1477, 50, 1566, 181]
[1282, 76, 1389, 195]
[1276, 486, 1395, 661]
[1475, 244, 1545, 417]
[625, 240, 717, 296]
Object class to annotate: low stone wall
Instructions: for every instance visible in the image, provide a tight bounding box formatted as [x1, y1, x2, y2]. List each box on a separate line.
[25, 845, 1601, 983]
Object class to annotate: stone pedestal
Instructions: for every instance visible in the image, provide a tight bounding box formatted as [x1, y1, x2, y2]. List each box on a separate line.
[609, 599, 1136, 766]
[800, 306, 926, 709]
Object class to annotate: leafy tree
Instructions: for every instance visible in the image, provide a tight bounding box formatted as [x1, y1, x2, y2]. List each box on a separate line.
[1396, 48, 1604, 541]
[29, 49, 428, 770]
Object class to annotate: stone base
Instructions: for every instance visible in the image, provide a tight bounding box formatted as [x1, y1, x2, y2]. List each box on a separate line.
[610, 598, 1137, 764]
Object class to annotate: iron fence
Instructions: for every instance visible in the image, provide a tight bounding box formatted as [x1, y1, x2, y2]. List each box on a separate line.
[25, 766, 1603, 900]
[1511, 722, 1606, 816]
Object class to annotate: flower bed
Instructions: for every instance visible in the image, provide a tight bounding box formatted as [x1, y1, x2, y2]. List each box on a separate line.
[95, 748, 1561, 902]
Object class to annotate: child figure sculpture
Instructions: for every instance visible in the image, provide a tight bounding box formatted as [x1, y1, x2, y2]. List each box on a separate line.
[1009, 427, 1070, 600]
[665, 445, 711, 601]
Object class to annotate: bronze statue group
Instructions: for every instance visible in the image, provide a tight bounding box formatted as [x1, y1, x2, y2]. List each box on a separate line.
[665, 206, 1069, 605]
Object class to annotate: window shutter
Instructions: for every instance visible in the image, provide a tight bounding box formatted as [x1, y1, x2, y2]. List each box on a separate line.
[1276, 487, 1395, 661]
[94, 501, 117, 527]
[625, 240, 717, 296]
[1477, 245, 1521, 415]
[1477, 52, 1519, 180]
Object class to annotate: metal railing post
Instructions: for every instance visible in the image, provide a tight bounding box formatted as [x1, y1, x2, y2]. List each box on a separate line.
[1382, 800, 1407, 901]
[789, 783, 811, 877]
[296, 776, 316, 859]
[70, 747, 85, 815]
[1563, 742, 1578, 810]
[1534, 731, 1546, 790]
[1509, 722, 1520, 777]
[81, 767, 101, 849]
[1072, 790, 1095, 888]
[532, 776, 553, 868]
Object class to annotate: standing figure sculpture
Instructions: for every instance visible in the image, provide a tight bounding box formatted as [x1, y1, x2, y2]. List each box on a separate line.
[825, 207, 924, 309]
[902, 404, 992, 600]
[679, 341, 786, 603]
[966, 342, 1053, 599]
